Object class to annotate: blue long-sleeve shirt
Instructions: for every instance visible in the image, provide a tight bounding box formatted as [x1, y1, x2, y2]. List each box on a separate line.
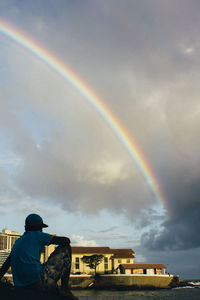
[11, 231, 52, 286]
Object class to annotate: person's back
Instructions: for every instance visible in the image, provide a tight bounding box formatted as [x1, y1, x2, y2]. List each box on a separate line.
[11, 230, 52, 286]
[0, 213, 78, 299]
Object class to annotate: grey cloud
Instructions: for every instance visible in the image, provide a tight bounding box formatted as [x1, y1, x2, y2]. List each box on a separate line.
[98, 226, 118, 233]
[138, 73, 200, 252]
[141, 172, 200, 251]
[13, 133, 154, 216]
[88, 232, 129, 241]
[1, 1, 200, 263]
[81, 226, 118, 234]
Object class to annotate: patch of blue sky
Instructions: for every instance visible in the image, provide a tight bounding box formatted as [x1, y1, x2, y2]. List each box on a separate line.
[0, 211, 25, 232]
[44, 207, 142, 249]
[16, 105, 62, 145]
[0, 133, 21, 174]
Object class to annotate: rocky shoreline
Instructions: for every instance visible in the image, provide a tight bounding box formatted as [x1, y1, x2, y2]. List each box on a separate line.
[1, 278, 198, 300]
[0, 282, 78, 300]
[171, 280, 200, 288]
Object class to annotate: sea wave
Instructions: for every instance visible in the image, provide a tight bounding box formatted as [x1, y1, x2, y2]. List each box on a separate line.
[188, 281, 200, 286]
[174, 286, 196, 289]
[173, 281, 200, 290]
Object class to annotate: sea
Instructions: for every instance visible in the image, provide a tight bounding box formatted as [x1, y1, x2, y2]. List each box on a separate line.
[73, 280, 200, 300]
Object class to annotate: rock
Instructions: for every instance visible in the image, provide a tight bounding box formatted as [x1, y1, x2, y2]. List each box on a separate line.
[0, 282, 78, 300]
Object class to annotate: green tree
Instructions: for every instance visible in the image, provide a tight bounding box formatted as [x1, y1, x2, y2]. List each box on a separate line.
[81, 254, 104, 275]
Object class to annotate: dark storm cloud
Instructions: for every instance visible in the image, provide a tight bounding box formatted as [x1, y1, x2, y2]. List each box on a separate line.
[141, 164, 200, 250]
[141, 85, 200, 251]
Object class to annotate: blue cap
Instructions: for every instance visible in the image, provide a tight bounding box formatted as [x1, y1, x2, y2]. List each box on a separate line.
[25, 214, 48, 228]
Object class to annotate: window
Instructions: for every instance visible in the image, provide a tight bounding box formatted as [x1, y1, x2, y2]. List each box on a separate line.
[104, 257, 108, 271]
[126, 259, 130, 263]
[75, 257, 79, 269]
[0, 236, 8, 250]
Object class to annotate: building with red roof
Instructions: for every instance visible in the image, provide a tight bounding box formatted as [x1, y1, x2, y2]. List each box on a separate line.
[71, 246, 135, 274]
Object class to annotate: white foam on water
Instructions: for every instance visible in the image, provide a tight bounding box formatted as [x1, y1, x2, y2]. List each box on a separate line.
[173, 286, 195, 290]
[188, 281, 200, 286]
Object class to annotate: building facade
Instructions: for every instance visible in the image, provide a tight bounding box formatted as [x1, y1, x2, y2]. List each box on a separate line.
[0, 250, 10, 267]
[119, 263, 167, 275]
[0, 229, 22, 252]
[111, 248, 135, 271]
[0, 229, 22, 267]
[71, 246, 135, 275]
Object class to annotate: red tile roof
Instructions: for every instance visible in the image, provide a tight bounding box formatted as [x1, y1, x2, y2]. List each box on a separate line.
[120, 263, 167, 269]
[71, 247, 113, 254]
[111, 249, 135, 258]
[71, 247, 135, 258]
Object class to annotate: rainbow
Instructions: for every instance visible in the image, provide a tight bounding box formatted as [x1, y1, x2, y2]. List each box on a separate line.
[0, 20, 165, 207]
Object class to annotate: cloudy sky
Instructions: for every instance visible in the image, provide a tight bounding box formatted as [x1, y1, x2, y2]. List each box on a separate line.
[0, 0, 200, 279]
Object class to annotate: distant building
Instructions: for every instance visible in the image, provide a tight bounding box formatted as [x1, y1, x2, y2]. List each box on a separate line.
[0, 229, 22, 267]
[0, 250, 10, 267]
[71, 246, 135, 274]
[118, 263, 167, 275]
[111, 248, 135, 271]
[0, 229, 22, 252]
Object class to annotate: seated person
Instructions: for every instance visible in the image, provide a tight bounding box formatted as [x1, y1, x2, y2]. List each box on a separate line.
[0, 214, 78, 300]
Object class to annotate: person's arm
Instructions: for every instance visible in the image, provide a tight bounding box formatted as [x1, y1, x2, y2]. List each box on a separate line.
[49, 236, 71, 246]
[0, 254, 11, 281]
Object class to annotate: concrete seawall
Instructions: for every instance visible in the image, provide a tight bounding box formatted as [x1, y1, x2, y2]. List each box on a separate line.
[69, 274, 175, 289]
[95, 274, 174, 289]
[69, 275, 94, 289]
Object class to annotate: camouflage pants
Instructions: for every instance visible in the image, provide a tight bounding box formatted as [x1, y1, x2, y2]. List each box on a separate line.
[41, 244, 71, 290]
[27, 245, 71, 291]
